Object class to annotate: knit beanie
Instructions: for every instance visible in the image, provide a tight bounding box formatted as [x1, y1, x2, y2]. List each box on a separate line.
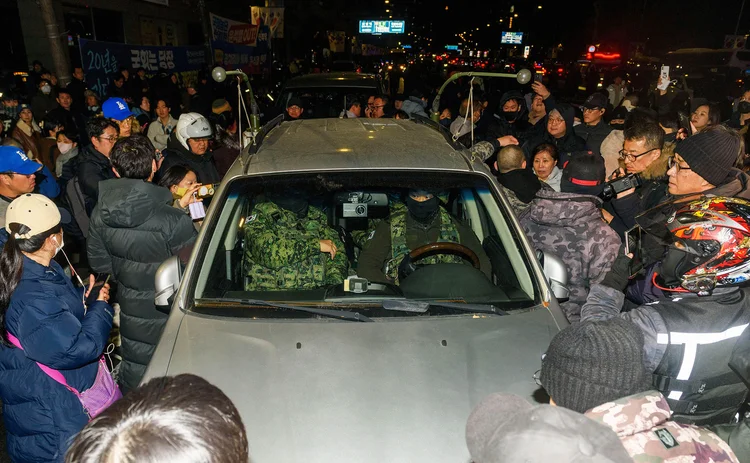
[540, 318, 650, 413]
[560, 151, 605, 196]
[675, 128, 741, 186]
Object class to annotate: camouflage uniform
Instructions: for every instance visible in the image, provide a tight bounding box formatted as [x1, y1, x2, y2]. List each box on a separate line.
[243, 201, 349, 290]
[586, 390, 740, 462]
[520, 188, 621, 322]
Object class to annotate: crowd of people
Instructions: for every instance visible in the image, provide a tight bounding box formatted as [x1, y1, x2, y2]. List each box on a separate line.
[0, 58, 748, 462]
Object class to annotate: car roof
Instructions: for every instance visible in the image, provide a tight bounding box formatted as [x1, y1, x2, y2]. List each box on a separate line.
[244, 118, 475, 175]
[283, 72, 380, 89]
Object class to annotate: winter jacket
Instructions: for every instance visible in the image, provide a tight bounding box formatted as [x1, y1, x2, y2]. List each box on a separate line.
[87, 178, 197, 392]
[31, 92, 58, 120]
[586, 391, 739, 462]
[484, 91, 533, 144]
[400, 96, 428, 118]
[158, 134, 221, 185]
[498, 168, 549, 216]
[146, 115, 178, 151]
[520, 189, 621, 322]
[76, 144, 116, 216]
[450, 116, 475, 139]
[537, 166, 562, 192]
[523, 103, 587, 166]
[574, 119, 613, 156]
[12, 120, 42, 161]
[0, 248, 113, 462]
[55, 146, 79, 178]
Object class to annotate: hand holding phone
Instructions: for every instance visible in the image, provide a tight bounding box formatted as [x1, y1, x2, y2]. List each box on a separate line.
[85, 274, 111, 305]
[657, 66, 670, 91]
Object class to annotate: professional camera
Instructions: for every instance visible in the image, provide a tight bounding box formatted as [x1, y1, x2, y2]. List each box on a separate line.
[600, 174, 642, 201]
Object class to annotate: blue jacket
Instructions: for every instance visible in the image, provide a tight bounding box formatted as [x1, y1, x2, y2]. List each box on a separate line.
[0, 238, 113, 462]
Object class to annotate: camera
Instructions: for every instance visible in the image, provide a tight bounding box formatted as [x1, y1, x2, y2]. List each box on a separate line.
[343, 202, 368, 218]
[600, 174, 642, 201]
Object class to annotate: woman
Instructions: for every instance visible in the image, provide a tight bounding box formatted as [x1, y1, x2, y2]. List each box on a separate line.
[131, 96, 152, 128]
[691, 102, 721, 133]
[147, 98, 178, 151]
[84, 90, 101, 118]
[0, 194, 114, 462]
[55, 130, 79, 178]
[11, 104, 42, 161]
[39, 114, 64, 173]
[532, 143, 562, 191]
[158, 164, 203, 228]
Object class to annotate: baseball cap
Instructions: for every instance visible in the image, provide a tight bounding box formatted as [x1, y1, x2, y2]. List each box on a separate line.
[6, 194, 71, 239]
[102, 97, 133, 121]
[0, 146, 42, 175]
[583, 93, 608, 110]
[561, 151, 606, 196]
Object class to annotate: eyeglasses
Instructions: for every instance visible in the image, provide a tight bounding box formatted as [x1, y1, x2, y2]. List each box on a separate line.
[618, 147, 657, 163]
[372, 104, 385, 109]
[97, 135, 117, 142]
[668, 156, 692, 172]
[548, 117, 565, 124]
[583, 107, 602, 112]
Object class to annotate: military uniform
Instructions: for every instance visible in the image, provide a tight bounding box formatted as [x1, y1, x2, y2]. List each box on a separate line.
[244, 201, 349, 290]
[585, 390, 739, 462]
[357, 208, 491, 284]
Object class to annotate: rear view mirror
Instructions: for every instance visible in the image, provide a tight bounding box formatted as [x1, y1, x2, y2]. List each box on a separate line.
[537, 250, 570, 303]
[155, 256, 182, 314]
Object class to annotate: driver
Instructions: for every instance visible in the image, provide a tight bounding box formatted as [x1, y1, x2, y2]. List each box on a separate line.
[358, 189, 491, 285]
[243, 188, 349, 290]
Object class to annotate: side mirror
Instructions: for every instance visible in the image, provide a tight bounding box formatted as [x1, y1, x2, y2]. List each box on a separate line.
[537, 250, 570, 303]
[155, 256, 182, 314]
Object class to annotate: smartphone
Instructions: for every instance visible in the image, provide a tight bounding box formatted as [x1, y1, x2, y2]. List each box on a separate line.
[625, 226, 644, 277]
[534, 72, 543, 83]
[86, 274, 111, 305]
[677, 111, 693, 136]
[657, 65, 670, 91]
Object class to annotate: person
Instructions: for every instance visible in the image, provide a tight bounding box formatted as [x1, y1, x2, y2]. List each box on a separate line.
[495, 145, 549, 214]
[370, 95, 389, 118]
[691, 102, 721, 134]
[38, 113, 64, 173]
[0, 145, 42, 227]
[102, 97, 138, 138]
[438, 107, 452, 130]
[450, 98, 482, 140]
[147, 98, 178, 151]
[485, 90, 533, 145]
[340, 96, 361, 118]
[284, 97, 304, 121]
[87, 135, 197, 393]
[211, 117, 241, 177]
[393, 94, 405, 111]
[523, 104, 587, 166]
[65, 374, 249, 463]
[574, 93, 612, 156]
[130, 96, 151, 127]
[11, 103, 42, 161]
[0, 193, 114, 462]
[400, 89, 429, 118]
[77, 117, 119, 215]
[185, 79, 211, 117]
[31, 78, 59, 120]
[607, 75, 627, 108]
[527, 93, 546, 126]
[727, 90, 750, 133]
[158, 112, 220, 185]
[363, 94, 376, 118]
[55, 130, 80, 178]
[243, 187, 349, 290]
[358, 189, 491, 285]
[532, 143, 562, 191]
[130, 67, 150, 103]
[47, 88, 86, 143]
[107, 73, 129, 102]
[66, 67, 88, 111]
[209, 98, 232, 130]
[521, 152, 621, 322]
[539, 317, 741, 462]
[393, 110, 409, 120]
[1, 137, 59, 201]
[83, 90, 101, 119]
[157, 164, 203, 220]
[582, 196, 750, 426]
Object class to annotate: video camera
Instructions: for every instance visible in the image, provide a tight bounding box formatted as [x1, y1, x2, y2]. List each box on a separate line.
[600, 174, 642, 201]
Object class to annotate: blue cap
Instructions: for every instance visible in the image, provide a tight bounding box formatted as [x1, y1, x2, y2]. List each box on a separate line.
[102, 97, 133, 121]
[0, 146, 42, 175]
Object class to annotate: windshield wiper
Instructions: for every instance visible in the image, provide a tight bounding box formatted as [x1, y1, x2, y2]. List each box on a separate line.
[381, 300, 507, 316]
[209, 298, 374, 322]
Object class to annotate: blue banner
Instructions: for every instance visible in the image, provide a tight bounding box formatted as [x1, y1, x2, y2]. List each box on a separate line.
[211, 26, 270, 75]
[79, 38, 207, 98]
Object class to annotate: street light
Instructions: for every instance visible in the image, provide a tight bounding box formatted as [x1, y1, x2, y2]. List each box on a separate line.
[537, 5, 542, 8]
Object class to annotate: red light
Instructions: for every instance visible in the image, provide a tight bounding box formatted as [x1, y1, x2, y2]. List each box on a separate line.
[557, 67, 563, 73]
[593, 52, 620, 60]
[586, 53, 593, 60]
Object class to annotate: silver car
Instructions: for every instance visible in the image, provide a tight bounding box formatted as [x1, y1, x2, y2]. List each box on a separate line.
[146, 117, 569, 463]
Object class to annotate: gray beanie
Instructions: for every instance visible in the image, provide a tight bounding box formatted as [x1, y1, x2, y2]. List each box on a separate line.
[540, 318, 650, 413]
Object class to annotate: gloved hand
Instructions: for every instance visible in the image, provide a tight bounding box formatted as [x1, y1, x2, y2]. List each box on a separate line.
[600, 253, 633, 292]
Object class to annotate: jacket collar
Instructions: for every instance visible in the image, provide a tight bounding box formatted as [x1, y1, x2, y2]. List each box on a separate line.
[584, 390, 671, 436]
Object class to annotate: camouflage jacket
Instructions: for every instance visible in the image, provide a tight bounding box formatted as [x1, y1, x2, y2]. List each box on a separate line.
[243, 202, 349, 290]
[586, 391, 739, 463]
[520, 189, 621, 322]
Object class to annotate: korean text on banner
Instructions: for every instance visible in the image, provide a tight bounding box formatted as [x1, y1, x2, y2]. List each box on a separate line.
[212, 26, 269, 75]
[250, 7, 284, 39]
[210, 13, 258, 46]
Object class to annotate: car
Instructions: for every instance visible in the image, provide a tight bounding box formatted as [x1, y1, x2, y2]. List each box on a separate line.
[275, 72, 384, 119]
[145, 117, 570, 463]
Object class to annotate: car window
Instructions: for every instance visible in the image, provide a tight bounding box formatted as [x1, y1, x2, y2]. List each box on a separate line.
[191, 171, 538, 317]
[279, 88, 376, 119]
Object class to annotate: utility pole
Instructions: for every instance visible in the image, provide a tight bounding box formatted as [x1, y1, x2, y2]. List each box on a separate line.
[38, 0, 71, 86]
[736, 0, 747, 35]
[197, 0, 213, 63]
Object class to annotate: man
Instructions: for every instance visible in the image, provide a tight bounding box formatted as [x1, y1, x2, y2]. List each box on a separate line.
[0, 146, 42, 227]
[47, 88, 86, 143]
[108, 73, 130, 103]
[66, 66, 88, 111]
[494, 145, 548, 215]
[185, 79, 211, 117]
[370, 95, 389, 118]
[243, 187, 348, 290]
[77, 117, 119, 215]
[521, 152, 620, 322]
[364, 95, 376, 118]
[574, 93, 612, 156]
[158, 112, 220, 185]
[607, 75, 627, 108]
[358, 189, 491, 285]
[400, 89, 428, 118]
[523, 104, 587, 166]
[539, 317, 740, 461]
[284, 97, 304, 121]
[31, 78, 58, 120]
[485, 90, 532, 144]
[103, 97, 136, 138]
[11, 104, 42, 161]
[87, 135, 196, 393]
[527, 93, 546, 126]
[130, 67, 150, 102]
[339, 95, 360, 118]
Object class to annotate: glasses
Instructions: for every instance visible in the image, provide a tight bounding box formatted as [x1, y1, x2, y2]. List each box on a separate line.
[97, 135, 117, 142]
[583, 107, 602, 112]
[668, 156, 692, 172]
[548, 117, 565, 124]
[372, 104, 385, 109]
[618, 147, 657, 163]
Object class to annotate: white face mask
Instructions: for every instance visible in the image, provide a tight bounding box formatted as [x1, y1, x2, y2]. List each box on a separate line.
[41, 85, 52, 94]
[57, 142, 73, 154]
[53, 234, 64, 257]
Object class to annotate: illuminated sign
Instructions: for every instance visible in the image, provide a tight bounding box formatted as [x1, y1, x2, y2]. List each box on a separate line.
[501, 31, 523, 45]
[359, 20, 405, 34]
[523, 45, 530, 58]
[402, 44, 412, 49]
[446, 45, 458, 50]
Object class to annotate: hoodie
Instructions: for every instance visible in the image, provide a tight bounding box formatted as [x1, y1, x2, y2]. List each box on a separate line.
[484, 90, 532, 142]
[523, 103, 588, 166]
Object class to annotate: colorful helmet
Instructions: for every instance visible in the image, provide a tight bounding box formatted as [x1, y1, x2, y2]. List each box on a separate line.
[660, 196, 750, 294]
[175, 112, 213, 151]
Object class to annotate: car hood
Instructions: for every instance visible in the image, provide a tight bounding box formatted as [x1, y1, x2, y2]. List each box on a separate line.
[163, 307, 559, 463]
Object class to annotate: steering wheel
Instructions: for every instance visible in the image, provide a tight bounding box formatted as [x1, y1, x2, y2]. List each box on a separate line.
[398, 242, 480, 282]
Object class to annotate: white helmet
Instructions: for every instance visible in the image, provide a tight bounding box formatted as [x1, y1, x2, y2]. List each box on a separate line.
[175, 112, 213, 151]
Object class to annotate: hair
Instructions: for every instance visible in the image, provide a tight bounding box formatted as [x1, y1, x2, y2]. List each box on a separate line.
[158, 165, 193, 190]
[532, 143, 559, 163]
[623, 94, 639, 107]
[56, 130, 79, 144]
[40, 114, 63, 137]
[155, 98, 171, 109]
[38, 78, 51, 87]
[375, 94, 389, 105]
[2, 138, 23, 149]
[112, 73, 125, 83]
[0, 222, 61, 347]
[497, 145, 526, 173]
[658, 112, 679, 132]
[459, 98, 481, 118]
[86, 117, 119, 141]
[394, 110, 410, 120]
[56, 88, 72, 98]
[624, 120, 664, 150]
[110, 135, 156, 180]
[345, 94, 360, 109]
[64, 374, 249, 463]
[701, 103, 722, 128]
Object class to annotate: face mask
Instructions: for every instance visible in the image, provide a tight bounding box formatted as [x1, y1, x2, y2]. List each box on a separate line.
[502, 111, 519, 123]
[57, 142, 73, 154]
[54, 234, 64, 256]
[89, 105, 99, 112]
[41, 85, 51, 94]
[273, 197, 309, 219]
[406, 196, 439, 224]
[739, 101, 750, 114]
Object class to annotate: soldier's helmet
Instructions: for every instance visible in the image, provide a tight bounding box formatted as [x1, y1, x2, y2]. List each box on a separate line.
[657, 196, 750, 294]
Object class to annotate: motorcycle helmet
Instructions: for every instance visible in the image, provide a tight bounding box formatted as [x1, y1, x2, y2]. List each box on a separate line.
[175, 112, 213, 151]
[657, 196, 750, 295]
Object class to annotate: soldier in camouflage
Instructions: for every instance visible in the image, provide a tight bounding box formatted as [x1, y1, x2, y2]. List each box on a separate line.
[243, 190, 349, 290]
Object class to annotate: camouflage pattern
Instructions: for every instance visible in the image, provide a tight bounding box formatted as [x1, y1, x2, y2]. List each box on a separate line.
[520, 188, 621, 322]
[586, 390, 740, 463]
[351, 201, 406, 249]
[385, 209, 462, 284]
[501, 182, 553, 217]
[243, 201, 349, 290]
[469, 140, 498, 163]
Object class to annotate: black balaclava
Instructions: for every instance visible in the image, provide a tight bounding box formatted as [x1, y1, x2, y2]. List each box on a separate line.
[267, 189, 309, 219]
[406, 190, 439, 225]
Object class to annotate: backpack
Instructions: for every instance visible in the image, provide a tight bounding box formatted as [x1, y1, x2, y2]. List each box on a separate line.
[65, 177, 89, 238]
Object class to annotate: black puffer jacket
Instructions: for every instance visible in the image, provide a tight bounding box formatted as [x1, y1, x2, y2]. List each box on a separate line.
[483, 90, 533, 143]
[76, 144, 116, 215]
[523, 103, 587, 165]
[87, 178, 197, 392]
[158, 133, 221, 185]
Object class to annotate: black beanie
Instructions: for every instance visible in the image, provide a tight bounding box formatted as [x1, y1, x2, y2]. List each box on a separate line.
[676, 128, 740, 186]
[560, 151, 605, 196]
[539, 318, 650, 413]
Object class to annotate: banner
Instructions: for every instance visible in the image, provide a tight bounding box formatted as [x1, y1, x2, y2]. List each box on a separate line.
[211, 26, 269, 75]
[140, 17, 178, 46]
[327, 31, 345, 53]
[250, 7, 284, 38]
[210, 13, 258, 46]
[79, 38, 206, 98]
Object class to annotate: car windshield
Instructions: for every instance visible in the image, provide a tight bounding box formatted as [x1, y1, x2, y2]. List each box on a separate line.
[192, 171, 538, 317]
[279, 88, 376, 119]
